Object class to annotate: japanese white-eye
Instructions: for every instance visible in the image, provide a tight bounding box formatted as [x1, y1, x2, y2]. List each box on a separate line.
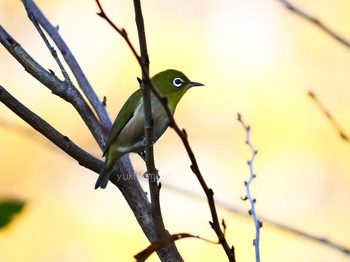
[95, 69, 203, 189]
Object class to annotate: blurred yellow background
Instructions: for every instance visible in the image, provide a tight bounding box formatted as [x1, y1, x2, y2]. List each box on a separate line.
[1, 0, 350, 261]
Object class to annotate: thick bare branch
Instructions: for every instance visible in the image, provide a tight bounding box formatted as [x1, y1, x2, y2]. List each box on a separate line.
[0, 85, 101, 172]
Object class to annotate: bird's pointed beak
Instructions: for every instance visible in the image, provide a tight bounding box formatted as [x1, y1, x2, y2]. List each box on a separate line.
[187, 81, 204, 88]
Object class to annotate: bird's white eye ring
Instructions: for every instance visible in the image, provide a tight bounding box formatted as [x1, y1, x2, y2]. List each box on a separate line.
[173, 77, 184, 88]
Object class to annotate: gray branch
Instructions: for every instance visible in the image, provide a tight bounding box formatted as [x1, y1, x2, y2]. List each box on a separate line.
[24, 0, 111, 127]
[0, 26, 105, 148]
[237, 113, 261, 262]
[0, 85, 101, 172]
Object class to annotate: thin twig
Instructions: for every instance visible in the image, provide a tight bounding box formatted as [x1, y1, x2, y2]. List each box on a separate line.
[94, 1, 235, 260]
[135, 232, 221, 262]
[24, 0, 111, 127]
[308, 91, 349, 143]
[237, 113, 261, 262]
[277, 0, 350, 49]
[95, 0, 146, 75]
[162, 183, 350, 256]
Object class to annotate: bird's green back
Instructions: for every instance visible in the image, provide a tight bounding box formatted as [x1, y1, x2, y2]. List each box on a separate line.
[103, 89, 142, 156]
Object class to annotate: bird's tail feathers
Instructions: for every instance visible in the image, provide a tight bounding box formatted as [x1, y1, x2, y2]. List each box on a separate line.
[95, 162, 113, 189]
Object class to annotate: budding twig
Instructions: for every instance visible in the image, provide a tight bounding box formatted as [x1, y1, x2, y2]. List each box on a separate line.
[237, 113, 262, 262]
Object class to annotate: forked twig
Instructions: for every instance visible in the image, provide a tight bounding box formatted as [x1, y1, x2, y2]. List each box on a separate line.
[135, 232, 221, 262]
[24, 0, 111, 127]
[23, 0, 71, 83]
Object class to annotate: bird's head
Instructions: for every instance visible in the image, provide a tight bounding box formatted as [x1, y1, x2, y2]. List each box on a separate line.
[151, 69, 204, 111]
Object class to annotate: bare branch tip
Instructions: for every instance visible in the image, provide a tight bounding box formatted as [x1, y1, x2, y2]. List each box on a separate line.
[307, 90, 315, 98]
[221, 219, 226, 229]
[340, 132, 349, 141]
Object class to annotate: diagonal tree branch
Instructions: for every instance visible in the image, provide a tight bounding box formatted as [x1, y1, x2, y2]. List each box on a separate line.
[23, 0, 72, 84]
[0, 85, 102, 172]
[277, 0, 350, 49]
[24, 0, 111, 128]
[0, 26, 105, 148]
[308, 91, 350, 144]
[163, 183, 350, 256]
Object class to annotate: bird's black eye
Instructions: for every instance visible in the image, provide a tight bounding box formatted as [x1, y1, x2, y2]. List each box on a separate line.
[173, 77, 184, 88]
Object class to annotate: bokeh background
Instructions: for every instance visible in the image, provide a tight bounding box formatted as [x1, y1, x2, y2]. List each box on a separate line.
[1, 0, 350, 261]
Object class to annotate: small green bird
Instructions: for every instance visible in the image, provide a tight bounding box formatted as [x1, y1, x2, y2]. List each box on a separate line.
[95, 69, 203, 189]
